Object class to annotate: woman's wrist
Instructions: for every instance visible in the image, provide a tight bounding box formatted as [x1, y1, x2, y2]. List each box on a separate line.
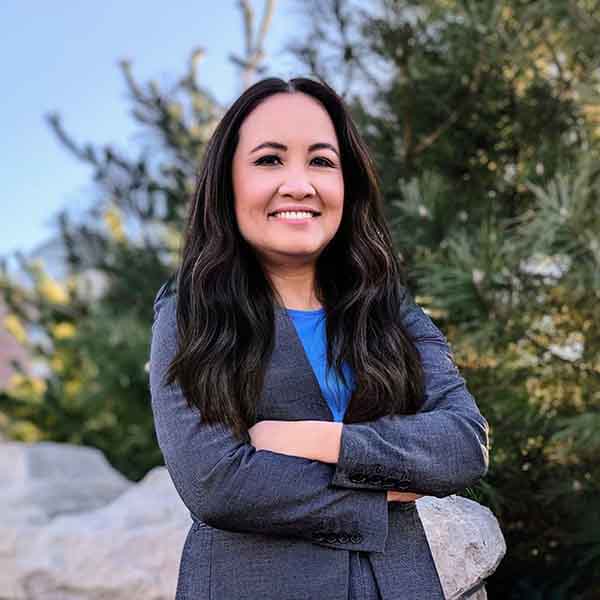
[248, 420, 343, 463]
[297, 420, 342, 463]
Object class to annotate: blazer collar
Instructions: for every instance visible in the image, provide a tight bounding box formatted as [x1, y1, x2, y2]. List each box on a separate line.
[265, 305, 335, 422]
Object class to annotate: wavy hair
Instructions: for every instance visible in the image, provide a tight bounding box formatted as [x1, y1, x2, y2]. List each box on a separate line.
[161, 76, 425, 440]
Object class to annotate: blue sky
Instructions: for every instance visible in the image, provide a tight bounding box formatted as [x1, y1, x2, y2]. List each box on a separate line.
[1, 1, 307, 270]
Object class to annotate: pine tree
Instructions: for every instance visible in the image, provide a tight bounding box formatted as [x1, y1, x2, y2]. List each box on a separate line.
[287, 0, 600, 597]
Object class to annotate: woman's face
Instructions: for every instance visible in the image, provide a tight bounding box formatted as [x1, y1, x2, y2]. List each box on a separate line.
[232, 92, 344, 270]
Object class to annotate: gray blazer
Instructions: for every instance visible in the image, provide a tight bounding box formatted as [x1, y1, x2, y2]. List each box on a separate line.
[149, 283, 490, 600]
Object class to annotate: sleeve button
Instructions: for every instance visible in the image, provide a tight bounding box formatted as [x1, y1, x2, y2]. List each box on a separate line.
[367, 475, 384, 485]
[380, 477, 397, 488]
[350, 533, 363, 544]
[338, 533, 349, 543]
[374, 464, 384, 473]
[393, 478, 411, 489]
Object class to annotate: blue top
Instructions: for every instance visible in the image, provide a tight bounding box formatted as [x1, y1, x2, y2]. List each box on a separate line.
[285, 307, 356, 421]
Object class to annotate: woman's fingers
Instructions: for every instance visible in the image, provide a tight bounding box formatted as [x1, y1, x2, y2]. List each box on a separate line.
[387, 491, 424, 502]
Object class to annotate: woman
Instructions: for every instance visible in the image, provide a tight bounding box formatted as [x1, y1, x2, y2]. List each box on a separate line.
[149, 76, 490, 599]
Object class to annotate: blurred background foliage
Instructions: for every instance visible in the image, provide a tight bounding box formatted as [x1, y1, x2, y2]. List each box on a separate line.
[1, 1, 599, 597]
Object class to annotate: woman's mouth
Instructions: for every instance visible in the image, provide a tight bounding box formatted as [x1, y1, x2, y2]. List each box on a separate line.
[268, 211, 321, 224]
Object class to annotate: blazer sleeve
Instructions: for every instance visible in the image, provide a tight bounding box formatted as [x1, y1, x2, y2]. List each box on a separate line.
[149, 287, 390, 553]
[330, 294, 490, 498]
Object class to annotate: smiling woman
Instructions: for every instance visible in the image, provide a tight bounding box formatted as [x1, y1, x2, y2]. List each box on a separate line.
[231, 91, 345, 283]
[149, 76, 488, 600]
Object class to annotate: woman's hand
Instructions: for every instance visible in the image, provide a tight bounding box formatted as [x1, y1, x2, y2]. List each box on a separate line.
[248, 420, 308, 456]
[248, 420, 288, 453]
[387, 491, 424, 502]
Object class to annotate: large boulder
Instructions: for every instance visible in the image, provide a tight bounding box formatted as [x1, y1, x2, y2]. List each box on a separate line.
[9, 468, 188, 600]
[0, 441, 131, 524]
[0, 441, 505, 599]
[0, 441, 133, 599]
[417, 495, 506, 599]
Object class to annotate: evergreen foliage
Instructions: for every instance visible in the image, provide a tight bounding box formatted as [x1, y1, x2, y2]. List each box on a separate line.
[285, 1, 600, 596]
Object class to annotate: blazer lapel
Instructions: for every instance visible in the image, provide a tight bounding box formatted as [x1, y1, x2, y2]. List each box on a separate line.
[257, 307, 334, 422]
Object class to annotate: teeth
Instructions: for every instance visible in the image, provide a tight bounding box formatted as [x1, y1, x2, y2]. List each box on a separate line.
[271, 211, 317, 219]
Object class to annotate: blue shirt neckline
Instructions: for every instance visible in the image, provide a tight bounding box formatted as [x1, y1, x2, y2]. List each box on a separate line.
[285, 306, 325, 316]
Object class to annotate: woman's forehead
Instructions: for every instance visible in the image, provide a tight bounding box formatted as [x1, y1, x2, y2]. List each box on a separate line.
[238, 94, 338, 147]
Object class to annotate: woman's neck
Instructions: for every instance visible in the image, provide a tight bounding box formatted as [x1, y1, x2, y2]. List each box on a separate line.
[265, 267, 321, 311]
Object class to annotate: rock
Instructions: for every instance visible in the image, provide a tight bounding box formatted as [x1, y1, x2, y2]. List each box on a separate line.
[13, 468, 189, 600]
[0, 440, 505, 599]
[0, 441, 132, 599]
[417, 495, 506, 600]
[0, 441, 132, 525]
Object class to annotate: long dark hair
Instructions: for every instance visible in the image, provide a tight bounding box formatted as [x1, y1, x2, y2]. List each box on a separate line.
[161, 76, 425, 440]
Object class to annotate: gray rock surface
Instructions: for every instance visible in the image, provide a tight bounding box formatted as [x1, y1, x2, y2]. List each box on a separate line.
[0, 441, 131, 524]
[417, 495, 506, 599]
[0, 441, 133, 599]
[0, 440, 505, 599]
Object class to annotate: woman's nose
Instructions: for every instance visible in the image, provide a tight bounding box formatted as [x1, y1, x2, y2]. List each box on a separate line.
[278, 180, 316, 198]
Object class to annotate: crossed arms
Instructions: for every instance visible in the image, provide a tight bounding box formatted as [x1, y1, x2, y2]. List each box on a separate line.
[248, 420, 423, 502]
[149, 287, 489, 553]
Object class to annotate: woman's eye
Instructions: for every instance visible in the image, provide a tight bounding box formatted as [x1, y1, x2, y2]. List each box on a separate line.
[312, 157, 334, 167]
[254, 155, 282, 166]
[254, 155, 334, 167]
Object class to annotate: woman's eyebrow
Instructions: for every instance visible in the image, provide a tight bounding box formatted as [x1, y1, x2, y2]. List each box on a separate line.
[249, 141, 339, 157]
